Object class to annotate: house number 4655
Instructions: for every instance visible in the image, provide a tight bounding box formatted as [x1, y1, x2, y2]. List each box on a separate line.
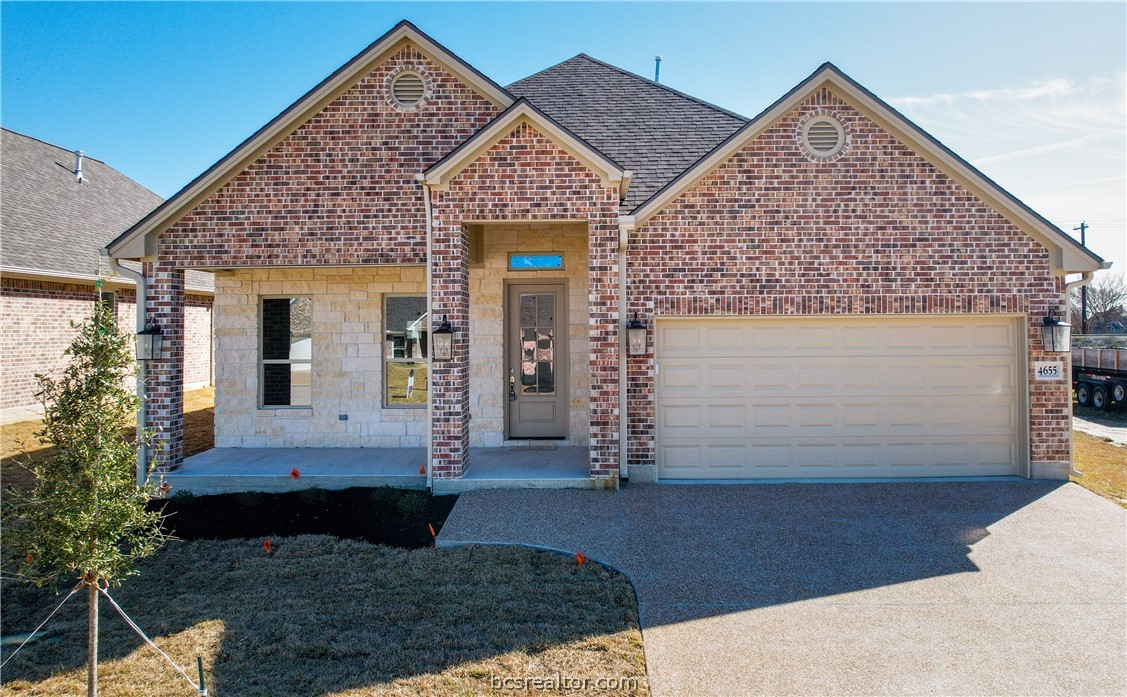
[1034, 361, 1063, 381]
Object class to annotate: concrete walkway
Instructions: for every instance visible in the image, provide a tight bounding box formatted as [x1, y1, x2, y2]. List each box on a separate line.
[1074, 416, 1127, 446]
[438, 482, 1127, 696]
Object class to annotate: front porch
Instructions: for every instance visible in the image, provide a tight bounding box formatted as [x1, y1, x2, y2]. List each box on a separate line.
[162, 446, 594, 495]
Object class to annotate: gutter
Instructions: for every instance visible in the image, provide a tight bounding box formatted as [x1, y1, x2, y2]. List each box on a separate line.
[419, 177, 435, 492]
[0, 264, 213, 295]
[1061, 263, 1112, 478]
[107, 256, 149, 487]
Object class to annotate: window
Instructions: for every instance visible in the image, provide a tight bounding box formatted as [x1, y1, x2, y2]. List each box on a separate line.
[98, 290, 116, 318]
[385, 296, 428, 408]
[509, 254, 564, 270]
[260, 297, 312, 408]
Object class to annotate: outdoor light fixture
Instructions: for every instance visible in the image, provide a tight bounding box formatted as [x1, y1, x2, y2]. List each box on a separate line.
[432, 315, 453, 361]
[1040, 309, 1071, 354]
[626, 312, 647, 357]
[135, 319, 164, 361]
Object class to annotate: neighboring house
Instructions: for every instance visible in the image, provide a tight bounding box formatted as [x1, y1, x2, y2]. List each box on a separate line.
[0, 128, 214, 423]
[105, 21, 1105, 491]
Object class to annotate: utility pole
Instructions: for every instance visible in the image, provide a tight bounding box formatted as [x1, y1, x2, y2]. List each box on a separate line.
[1075, 221, 1088, 334]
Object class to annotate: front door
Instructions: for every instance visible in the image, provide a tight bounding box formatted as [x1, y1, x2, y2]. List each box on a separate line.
[506, 283, 568, 439]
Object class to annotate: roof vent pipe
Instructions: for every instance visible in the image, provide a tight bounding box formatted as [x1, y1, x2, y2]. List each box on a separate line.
[74, 149, 84, 184]
[654, 56, 662, 83]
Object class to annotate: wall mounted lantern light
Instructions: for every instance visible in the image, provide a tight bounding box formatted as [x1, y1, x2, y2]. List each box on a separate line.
[135, 319, 164, 361]
[626, 312, 647, 357]
[432, 315, 454, 361]
[1040, 309, 1071, 354]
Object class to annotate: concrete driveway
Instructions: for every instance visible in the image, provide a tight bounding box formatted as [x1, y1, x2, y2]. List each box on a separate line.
[437, 482, 1126, 696]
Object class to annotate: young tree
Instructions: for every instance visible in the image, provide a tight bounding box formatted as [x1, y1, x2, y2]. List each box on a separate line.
[1070, 273, 1127, 334]
[5, 297, 166, 697]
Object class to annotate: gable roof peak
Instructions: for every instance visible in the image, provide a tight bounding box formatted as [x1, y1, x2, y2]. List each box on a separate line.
[422, 95, 630, 197]
[107, 19, 513, 258]
[628, 60, 1103, 274]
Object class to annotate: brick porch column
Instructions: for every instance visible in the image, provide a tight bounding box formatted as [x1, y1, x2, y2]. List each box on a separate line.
[588, 216, 621, 479]
[430, 221, 470, 478]
[143, 259, 185, 472]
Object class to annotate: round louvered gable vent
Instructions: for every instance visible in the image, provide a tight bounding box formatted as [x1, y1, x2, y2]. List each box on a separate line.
[391, 72, 426, 107]
[801, 117, 846, 158]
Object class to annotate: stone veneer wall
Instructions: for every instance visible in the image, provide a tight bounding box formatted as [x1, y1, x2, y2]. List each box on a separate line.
[212, 266, 426, 448]
[468, 222, 590, 447]
[626, 88, 1067, 479]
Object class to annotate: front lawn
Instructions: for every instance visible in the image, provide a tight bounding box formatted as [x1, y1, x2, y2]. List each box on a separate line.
[1, 387, 216, 495]
[1072, 430, 1127, 508]
[1, 538, 648, 696]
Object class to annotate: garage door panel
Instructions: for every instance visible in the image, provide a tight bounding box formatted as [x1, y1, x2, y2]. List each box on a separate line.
[655, 317, 1022, 480]
[660, 436, 1018, 478]
[660, 355, 1017, 399]
[658, 396, 1015, 439]
[657, 318, 1018, 358]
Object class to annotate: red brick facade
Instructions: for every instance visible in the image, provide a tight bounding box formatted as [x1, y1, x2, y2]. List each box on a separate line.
[0, 276, 212, 415]
[135, 43, 1078, 480]
[159, 45, 498, 269]
[626, 89, 1068, 471]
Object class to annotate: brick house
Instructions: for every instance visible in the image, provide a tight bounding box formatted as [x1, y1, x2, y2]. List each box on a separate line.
[105, 21, 1105, 492]
[1, 128, 214, 424]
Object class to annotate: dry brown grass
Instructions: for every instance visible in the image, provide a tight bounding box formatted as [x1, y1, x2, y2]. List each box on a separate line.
[385, 362, 428, 407]
[0, 538, 648, 696]
[1, 387, 215, 495]
[1072, 430, 1127, 507]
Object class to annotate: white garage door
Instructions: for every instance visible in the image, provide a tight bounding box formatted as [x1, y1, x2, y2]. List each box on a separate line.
[655, 316, 1024, 480]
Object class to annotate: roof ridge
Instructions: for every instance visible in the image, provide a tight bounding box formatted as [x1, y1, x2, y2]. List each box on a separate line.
[1, 126, 111, 165]
[505, 54, 583, 90]
[573, 53, 749, 122]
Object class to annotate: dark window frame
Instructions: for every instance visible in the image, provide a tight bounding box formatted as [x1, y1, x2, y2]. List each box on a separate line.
[259, 296, 313, 410]
[384, 294, 428, 409]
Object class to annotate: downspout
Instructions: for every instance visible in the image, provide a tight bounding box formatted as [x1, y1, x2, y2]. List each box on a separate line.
[420, 178, 435, 492]
[108, 256, 148, 487]
[1061, 267, 1103, 478]
[618, 218, 634, 481]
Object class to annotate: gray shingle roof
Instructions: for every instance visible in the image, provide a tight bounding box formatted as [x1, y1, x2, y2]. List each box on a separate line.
[508, 54, 748, 210]
[1, 128, 212, 292]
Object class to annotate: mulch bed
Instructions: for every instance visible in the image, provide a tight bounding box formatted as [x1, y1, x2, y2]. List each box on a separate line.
[150, 487, 458, 549]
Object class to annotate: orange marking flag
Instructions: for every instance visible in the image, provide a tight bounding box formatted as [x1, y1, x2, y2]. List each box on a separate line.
[576, 552, 586, 566]
[290, 468, 301, 479]
[428, 523, 437, 538]
[263, 538, 272, 554]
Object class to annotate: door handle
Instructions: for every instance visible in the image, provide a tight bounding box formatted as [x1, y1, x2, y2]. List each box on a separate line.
[508, 368, 517, 401]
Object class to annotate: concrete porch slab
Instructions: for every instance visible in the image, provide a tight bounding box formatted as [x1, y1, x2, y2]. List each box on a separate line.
[162, 447, 427, 495]
[432, 446, 602, 492]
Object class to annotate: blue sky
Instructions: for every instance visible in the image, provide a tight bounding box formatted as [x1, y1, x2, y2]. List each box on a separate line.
[3, 2, 1124, 272]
